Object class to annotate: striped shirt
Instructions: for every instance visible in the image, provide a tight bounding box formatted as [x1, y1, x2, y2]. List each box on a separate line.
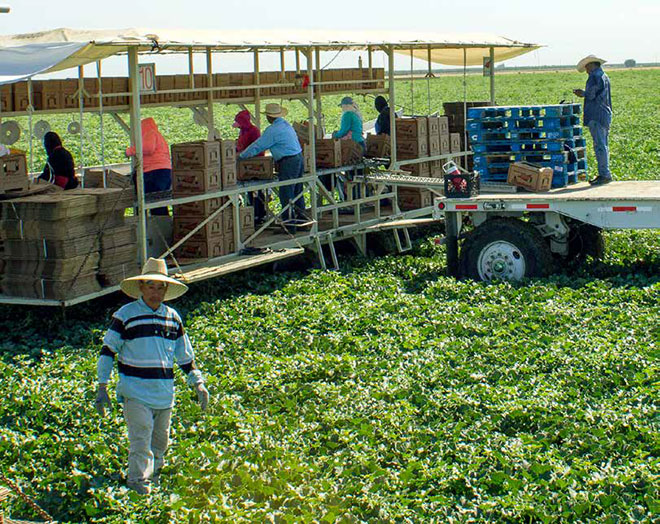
[98, 298, 201, 409]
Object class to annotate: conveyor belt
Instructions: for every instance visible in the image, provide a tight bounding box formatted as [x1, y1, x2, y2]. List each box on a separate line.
[361, 172, 445, 189]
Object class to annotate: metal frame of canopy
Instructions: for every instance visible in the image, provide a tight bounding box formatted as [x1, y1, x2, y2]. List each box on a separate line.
[0, 32, 540, 306]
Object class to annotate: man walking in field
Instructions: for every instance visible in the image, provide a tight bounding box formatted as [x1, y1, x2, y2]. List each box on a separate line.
[95, 258, 209, 495]
[573, 54, 613, 186]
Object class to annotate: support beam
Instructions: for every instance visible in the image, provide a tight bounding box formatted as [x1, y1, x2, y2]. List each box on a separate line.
[205, 47, 215, 140]
[110, 112, 131, 135]
[489, 46, 496, 105]
[128, 47, 147, 266]
[306, 48, 318, 234]
[387, 46, 397, 169]
[445, 211, 459, 277]
[314, 47, 323, 137]
[254, 49, 261, 129]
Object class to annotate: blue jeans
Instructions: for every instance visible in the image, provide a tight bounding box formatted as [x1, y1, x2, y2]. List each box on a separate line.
[587, 121, 611, 179]
[144, 168, 172, 216]
[276, 153, 305, 220]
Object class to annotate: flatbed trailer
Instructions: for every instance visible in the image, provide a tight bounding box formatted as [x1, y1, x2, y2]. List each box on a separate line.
[430, 180, 660, 280]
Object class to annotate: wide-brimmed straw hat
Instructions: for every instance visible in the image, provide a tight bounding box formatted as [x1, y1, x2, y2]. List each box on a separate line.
[263, 103, 288, 118]
[120, 257, 188, 301]
[577, 54, 607, 73]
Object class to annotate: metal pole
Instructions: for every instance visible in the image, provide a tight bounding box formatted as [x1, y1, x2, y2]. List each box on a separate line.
[489, 46, 496, 105]
[463, 48, 468, 170]
[315, 47, 323, 137]
[27, 78, 33, 174]
[445, 211, 459, 277]
[306, 48, 318, 233]
[188, 48, 194, 89]
[280, 47, 286, 81]
[387, 46, 397, 169]
[409, 48, 414, 115]
[427, 45, 432, 114]
[254, 49, 261, 129]
[128, 47, 147, 265]
[78, 66, 84, 181]
[295, 49, 300, 75]
[206, 47, 215, 140]
[96, 60, 106, 184]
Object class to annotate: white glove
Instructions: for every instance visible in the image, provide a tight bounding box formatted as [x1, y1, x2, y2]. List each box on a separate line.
[95, 385, 111, 416]
[196, 383, 209, 411]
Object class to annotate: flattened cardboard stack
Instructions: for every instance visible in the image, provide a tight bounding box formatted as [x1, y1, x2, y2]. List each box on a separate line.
[171, 140, 252, 261]
[0, 189, 136, 300]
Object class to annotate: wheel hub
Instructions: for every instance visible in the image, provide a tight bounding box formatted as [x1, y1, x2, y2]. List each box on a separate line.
[477, 241, 526, 281]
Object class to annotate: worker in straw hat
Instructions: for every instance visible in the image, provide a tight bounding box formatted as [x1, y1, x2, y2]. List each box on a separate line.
[573, 54, 613, 186]
[95, 258, 209, 495]
[239, 103, 306, 229]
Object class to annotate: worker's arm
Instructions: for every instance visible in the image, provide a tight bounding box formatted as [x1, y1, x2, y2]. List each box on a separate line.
[174, 319, 209, 410]
[125, 131, 157, 157]
[239, 126, 275, 159]
[332, 112, 352, 139]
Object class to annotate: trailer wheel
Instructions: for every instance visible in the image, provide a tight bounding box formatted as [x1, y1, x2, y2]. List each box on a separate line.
[568, 223, 605, 263]
[459, 218, 554, 281]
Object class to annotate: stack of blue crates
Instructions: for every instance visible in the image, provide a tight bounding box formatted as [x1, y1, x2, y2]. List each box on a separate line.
[467, 103, 587, 188]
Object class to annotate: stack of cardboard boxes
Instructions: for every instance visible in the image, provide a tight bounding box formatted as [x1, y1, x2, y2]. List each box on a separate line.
[171, 140, 255, 261]
[395, 117, 433, 210]
[443, 101, 490, 170]
[0, 189, 135, 300]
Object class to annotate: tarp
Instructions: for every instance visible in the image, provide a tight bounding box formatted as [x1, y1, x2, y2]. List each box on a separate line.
[0, 28, 541, 84]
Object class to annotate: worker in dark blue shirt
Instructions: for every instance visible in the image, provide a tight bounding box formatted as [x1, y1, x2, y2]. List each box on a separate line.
[240, 103, 305, 225]
[573, 54, 613, 186]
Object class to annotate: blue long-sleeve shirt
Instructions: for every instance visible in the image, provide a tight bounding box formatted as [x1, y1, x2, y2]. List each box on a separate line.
[239, 118, 302, 161]
[332, 111, 365, 143]
[583, 67, 612, 128]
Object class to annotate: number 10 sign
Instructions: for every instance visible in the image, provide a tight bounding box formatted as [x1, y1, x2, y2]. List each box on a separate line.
[138, 63, 157, 93]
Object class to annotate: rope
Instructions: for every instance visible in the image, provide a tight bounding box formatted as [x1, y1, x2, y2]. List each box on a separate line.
[0, 472, 53, 522]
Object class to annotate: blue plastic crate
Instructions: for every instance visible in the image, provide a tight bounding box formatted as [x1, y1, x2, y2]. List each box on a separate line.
[467, 103, 581, 120]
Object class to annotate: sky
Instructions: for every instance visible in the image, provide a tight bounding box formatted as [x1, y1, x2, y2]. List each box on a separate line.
[1, 0, 659, 75]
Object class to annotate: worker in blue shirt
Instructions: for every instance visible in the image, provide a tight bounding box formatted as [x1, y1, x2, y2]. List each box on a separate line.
[573, 54, 613, 186]
[239, 103, 305, 225]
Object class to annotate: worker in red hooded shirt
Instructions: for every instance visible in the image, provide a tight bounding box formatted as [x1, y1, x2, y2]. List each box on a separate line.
[126, 117, 172, 215]
[234, 110, 267, 225]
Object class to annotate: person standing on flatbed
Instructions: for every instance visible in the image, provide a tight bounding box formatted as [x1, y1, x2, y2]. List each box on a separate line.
[573, 54, 613, 186]
[95, 258, 210, 495]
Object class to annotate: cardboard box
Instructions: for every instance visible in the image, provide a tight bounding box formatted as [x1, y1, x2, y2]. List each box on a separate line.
[438, 116, 450, 135]
[240, 206, 255, 233]
[366, 134, 391, 158]
[315, 139, 342, 168]
[192, 74, 208, 101]
[81, 78, 100, 108]
[61, 79, 80, 109]
[0, 153, 28, 192]
[173, 196, 227, 218]
[401, 162, 431, 177]
[303, 145, 313, 173]
[221, 163, 237, 189]
[428, 135, 440, 155]
[293, 121, 311, 145]
[172, 168, 220, 196]
[397, 188, 432, 210]
[237, 157, 275, 181]
[1, 84, 12, 112]
[228, 73, 245, 99]
[507, 162, 553, 192]
[212, 73, 230, 99]
[440, 135, 451, 155]
[171, 141, 220, 170]
[427, 116, 441, 138]
[13, 82, 42, 111]
[112, 78, 129, 106]
[341, 140, 365, 166]
[173, 215, 224, 242]
[175, 237, 224, 260]
[395, 117, 428, 140]
[397, 139, 428, 158]
[430, 160, 444, 178]
[450, 133, 462, 153]
[218, 139, 237, 165]
[157, 75, 177, 103]
[223, 235, 236, 255]
[40, 80, 62, 110]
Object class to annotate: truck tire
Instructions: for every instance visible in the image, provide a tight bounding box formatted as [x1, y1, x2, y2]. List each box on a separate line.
[568, 223, 605, 263]
[459, 217, 554, 281]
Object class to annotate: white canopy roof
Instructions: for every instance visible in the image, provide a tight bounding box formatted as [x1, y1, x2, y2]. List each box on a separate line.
[0, 28, 541, 85]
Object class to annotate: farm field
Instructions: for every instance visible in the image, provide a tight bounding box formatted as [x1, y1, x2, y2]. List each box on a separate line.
[0, 69, 658, 522]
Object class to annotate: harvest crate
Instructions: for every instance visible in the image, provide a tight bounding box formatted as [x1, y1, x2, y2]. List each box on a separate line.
[315, 139, 342, 168]
[397, 139, 428, 158]
[401, 162, 431, 177]
[429, 135, 440, 155]
[212, 73, 230, 99]
[450, 133, 462, 153]
[427, 116, 441, 138]
[157, 75, 177, 103]
[41, 80, 63, 110]
[218, 139, 237, 165]
[112, 78, 129, 106]
[13, 82, 42, 111]
[175, 237, 224, 260]
[174, 196, 227, 217]
[84, 166, 134, 191]
[67, 187, 134, 212]
[173, 215, 224, 242]
[237, 157, 275, 181]
[395, 117, 428, 140]
[0, 153, 28, 193]
[341, 140, 365, 166]
[221, 163, 237, 189]
[507, 162, 553, 192]
[172, 168, 220, 196]
[223, 235, 236, 255]
[1, 84, 12, 112]
[440, 135, 451, 155]
[61, 79, 80, 109]
[397, 188, 432, 210]
[223, 207, 255, 239]
[366, 134, 391, 158]
[171, 141, 220, 170]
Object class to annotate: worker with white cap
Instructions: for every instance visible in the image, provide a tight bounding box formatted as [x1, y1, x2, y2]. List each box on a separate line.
[573, 54, 613, 186]
[95, 258, 209, 495]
